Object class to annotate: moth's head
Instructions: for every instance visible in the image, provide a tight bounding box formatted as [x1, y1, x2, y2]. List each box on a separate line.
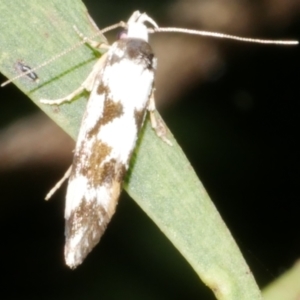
[126, 11, 158, 42]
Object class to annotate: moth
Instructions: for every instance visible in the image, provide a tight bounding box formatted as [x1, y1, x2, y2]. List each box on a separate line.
[41, 11, 169, 269]
[1, 10, 297, 269]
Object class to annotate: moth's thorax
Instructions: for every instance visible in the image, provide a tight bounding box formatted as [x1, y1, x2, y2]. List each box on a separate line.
[109, 38, 156, 71]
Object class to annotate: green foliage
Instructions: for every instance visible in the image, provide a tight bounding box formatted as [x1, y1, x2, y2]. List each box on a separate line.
[0, 1, 263, 299]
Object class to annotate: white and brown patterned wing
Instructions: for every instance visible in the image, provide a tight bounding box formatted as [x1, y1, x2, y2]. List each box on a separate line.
[64, 37, 156, 268]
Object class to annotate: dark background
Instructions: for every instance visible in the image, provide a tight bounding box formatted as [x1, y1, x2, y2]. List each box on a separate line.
[0, 0, 299, 299]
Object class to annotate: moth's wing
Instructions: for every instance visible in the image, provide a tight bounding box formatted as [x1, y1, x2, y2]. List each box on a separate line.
[64, 38, 156, 268]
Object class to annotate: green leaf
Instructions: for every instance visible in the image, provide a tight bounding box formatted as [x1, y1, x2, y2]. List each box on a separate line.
[262, 261, 300, 300]
[0, 1, 262, 299]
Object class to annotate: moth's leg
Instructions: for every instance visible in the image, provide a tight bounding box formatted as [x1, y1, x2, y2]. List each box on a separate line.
[148, 90, 172, 146]
[40, 53, 108, 105]
[45, 165, 72, 201]
[73, 25, 110, 50]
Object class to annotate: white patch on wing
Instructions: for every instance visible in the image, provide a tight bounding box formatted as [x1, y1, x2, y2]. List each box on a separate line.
[76, 80, 105, 142]
[103, 59, 154, 111]
[64, 175, 87, 218]
[65, 175, 112, 219]
[97, 117, 137, 165]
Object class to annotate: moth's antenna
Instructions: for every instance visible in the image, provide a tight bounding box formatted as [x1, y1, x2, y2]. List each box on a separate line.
[1, 22, 125, 87]
[150, 27, 298, 45]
